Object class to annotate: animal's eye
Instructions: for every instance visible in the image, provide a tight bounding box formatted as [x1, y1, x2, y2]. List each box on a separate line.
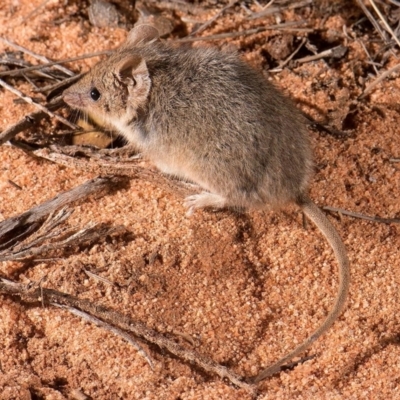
[90, 88, 101, 101]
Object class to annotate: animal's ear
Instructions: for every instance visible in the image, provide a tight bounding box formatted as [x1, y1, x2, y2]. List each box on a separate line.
[115, 55, 148, 86]
[125, 24, 160, 47]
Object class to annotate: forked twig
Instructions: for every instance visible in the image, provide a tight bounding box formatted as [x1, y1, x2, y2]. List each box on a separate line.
[0, 176, 124, 238]
[0, 278, 254, 392]
[323, 206, 400, 224]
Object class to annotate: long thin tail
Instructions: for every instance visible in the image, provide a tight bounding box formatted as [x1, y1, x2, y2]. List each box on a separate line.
[252, 195, 350, 384]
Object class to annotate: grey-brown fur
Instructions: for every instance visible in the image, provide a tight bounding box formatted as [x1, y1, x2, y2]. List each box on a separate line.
[63, 25, 349, 384]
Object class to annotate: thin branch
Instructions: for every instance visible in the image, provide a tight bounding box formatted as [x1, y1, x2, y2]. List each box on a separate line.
[0, 78, 78, 130]
[0, 176, 124, 238]
[0, 51, 111, 78]
[323, 206, 400, 224]
[271, 37, 307, 71]
[0, 221, 125, 262]
[189, 0, 238, 36]
[0, 97, 64, 145]
[177, 21, 308, 42]
[84, 269, 116, 287]
[34, 73, 84, 94]
[360, 62, 400, 98]
[0, 36, 74, 77]
[360, 38, 381, 74]
[355, 0, 388, 43]
[296, 45, 348, 64]
[0, 278, 254, 392]
[368, 0, 400, 49]
[247, 0, 313, 20]
[53, 304, 154, 369]
[20, 0, 52, 22]
[0, 55, 54, 80]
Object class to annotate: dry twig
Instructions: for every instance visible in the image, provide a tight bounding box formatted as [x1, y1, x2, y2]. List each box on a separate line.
[360, 62, 400, 98]
[178, 20, 308, 42]
[0, 215, 125, 262]
[0, 97, 65, 145]
[0, 37, 74, 77]
[53, 304, 154, 369]
[368, 0, 400, 49]
[0, 51, 111, 78]
[0, 176, 123, 239]
[0, 278, 254, 392]
[355, 0, 388, 43]
[189, 0, 237, 36]
[247, 0, 313, 20]
[296, 45, 348, 64]
[0, 78, 77, 130]
[271, 37, 307, 71]
[323, 206, 400, 224]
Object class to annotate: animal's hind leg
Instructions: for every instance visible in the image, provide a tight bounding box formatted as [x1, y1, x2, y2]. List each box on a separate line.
[184, 192, 227, 216]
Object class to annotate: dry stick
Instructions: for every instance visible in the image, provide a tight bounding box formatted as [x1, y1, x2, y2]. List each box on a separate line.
[178, 21, 307, 42]
[2, 207, 74, 254]
[0, 57, 55, 80]
[20, 0, 52, 22]
[389, 158, 400, 162]
[0, 98, 64, 145]
[84, 269, 116, 287]
[355, 0, 388, 43]
[0, 37, 74, 77]
[144, 0, 206, 14]
[0, 223, 125, 262]
[0, 278, 254, 392]
[7, 179, 22, 190]
[0, 79, 77, 130]
[296, 45, 348, 64]
[34, 73, 84, 94]
[247, 0, 313, 20]
[368, 0, 400, 49]
[0, 176, 122, 238]
[0, 50, 111, 78]
[189, 0, 238, 36]
[53, 304, 154, 369]
[271, 37, 307, 71]
[360, 62, 400, 98]
[323, 206, 400, 224]
[358, 39, 380, 75]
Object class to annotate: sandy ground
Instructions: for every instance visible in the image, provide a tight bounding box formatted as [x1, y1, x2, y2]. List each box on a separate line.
[0, 1, 399, 399]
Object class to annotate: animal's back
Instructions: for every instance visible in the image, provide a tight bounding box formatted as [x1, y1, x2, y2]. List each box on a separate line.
[136, 43, 312, 208]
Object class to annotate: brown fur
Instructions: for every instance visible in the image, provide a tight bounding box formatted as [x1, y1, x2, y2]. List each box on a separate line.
[63, 24, 349, 384]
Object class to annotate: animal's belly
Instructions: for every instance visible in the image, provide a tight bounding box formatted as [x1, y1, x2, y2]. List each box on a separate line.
[153, 157, 213, 192]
